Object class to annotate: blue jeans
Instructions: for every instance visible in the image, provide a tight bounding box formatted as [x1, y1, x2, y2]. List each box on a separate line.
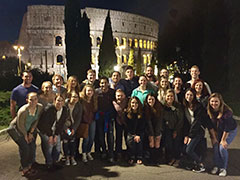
[40, 133, 61, 165]
[186, 135, 203, 164]
[82, 121, 96, 153]
[213, 128, 237, 169]
[16, 133, 37, 169]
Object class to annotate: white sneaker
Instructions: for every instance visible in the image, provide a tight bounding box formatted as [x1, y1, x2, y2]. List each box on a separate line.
[211, 167, 219, 175]
[71, 158, 77, 166]
[82, 153, 88, 163]
[87, 152, 94, 161]
[219, 168, 227, 177]
[65, 159, 70, 166]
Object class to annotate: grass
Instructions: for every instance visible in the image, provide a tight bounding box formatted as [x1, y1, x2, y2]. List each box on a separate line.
[0, 91, 11, 127]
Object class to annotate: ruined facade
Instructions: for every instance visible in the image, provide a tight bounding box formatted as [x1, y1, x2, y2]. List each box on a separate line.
[18, 6, 159, 77]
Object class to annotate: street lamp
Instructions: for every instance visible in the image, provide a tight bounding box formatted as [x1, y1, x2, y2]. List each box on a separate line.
[13, 45, 24, 76]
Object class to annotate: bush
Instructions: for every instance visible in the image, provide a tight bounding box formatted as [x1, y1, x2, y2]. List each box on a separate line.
[0, 91, 11, 127]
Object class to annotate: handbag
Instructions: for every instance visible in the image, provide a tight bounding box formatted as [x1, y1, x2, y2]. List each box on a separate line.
[76, 123, 89, 138]
[7, 118, 22, 143]
[126, 133, 135, 149]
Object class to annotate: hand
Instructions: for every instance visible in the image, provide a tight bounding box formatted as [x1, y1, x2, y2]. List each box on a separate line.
[184, 136, 188, 144]
[48, 136, 54, 145]
[149, 136, 154, 148]
[187, 138, 191, 145]
[71, 129, 75, 135]
[155, 136, 161, 148]
[173, 131, 177, 139]
[134, 135, 141, 143]
[211, 137, 218, 146]
[28, 133, 34, 143]
[24, 135, 29, 144]
[53, 136, 58, 144]
[220, 140, 228, 149]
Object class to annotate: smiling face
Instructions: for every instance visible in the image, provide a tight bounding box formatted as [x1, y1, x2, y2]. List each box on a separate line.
[54, 95, 64, 110]
[185, 90, 194, 104]
[53, 75, 63, 88]
[173, 77, 182, 89]
[100, 79, 109, 92]
[160, 78, 168, 89]
[195, 81, 203, 94]
[160, 69, 168, 77]
[86, 86, 94, 99]
[70, 78, 77, 89]
[131, 98, 139, 111]
[147, 95, 156, 107]
[146, 67, 153, 78]
[27, 93, 38, 108]
[111, 72, 120, 83]
[42, 82, 52, 95]
[190, 67, 200, 80]
[210, 97, 221, 111]
[115, 91, 125, 103]
[165, 92, 174, 105]
[70, 92, 79, 104]
[22, 72, 33, 86]
[87, 72, 96, 83]
[139, 76, 147, 87]
[125, 69, 134, 80]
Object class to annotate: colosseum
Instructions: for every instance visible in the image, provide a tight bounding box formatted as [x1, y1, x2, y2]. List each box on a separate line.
[18, 5, 159, 78]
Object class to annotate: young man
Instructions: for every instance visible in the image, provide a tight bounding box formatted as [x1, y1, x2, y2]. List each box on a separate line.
[185, 65, 211, 94]
[10, 70, 39, 119]
[145, 65, 157, 84]
[112, 89, 128, 160]
[109, 71, 124, 90]
[172, 76, 184, 104]
[95, 77, 115, 162]
[79, 69, 100, 91]
[118, 66, 139, 97]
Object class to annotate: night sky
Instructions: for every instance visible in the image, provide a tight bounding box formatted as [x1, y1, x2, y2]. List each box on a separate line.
[0, 0, 169, 42]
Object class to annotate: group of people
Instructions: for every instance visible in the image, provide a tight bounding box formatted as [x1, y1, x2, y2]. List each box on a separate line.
[8, 65, 237, 177]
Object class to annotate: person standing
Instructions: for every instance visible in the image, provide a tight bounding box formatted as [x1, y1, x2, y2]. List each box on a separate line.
[207, 93, 237, 177]
[95, 77, 115, 162]
[38, 94, 68, 170]
[9, 92, 43, 176]
[52, 74, 67, 98]
[10, 70, 39, 119]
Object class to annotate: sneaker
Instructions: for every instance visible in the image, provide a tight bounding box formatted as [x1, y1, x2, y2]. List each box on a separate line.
[65, 159, 70, 166]
[71, 158, 77, 166]
[82, 153, 88, 163]
[219, 168, 227, 177]
[87, 153, 94, 161]
[192, 164, 205, 173]
[211, 167, 219, 175]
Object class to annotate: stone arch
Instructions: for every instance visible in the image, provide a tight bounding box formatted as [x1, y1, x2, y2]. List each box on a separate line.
[57, 55, 63, 64]
[55, 36, 62, 46]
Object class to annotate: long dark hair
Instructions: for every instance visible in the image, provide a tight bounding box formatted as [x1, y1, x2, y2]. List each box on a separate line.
[126, 96, 143, 119]
[144, 93, 162, 117]
[183, 88, 198, 109]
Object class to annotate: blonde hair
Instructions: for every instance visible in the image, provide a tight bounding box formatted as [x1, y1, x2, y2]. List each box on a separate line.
[207, 93, 232, 119]
[80, 84, 98, 112]
[66, 76, 80, 95]
[41, 81, 52, 91]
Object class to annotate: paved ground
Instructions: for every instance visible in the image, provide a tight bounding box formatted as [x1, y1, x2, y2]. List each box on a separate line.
[0, 125, 240, 180]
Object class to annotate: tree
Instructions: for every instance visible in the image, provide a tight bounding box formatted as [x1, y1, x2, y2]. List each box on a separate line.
[64, 0, 81, 78]
[98, 11, 117, 77]
[78, 12, 92, 82]
[128, 47, 135, 68]
[136, 48, 142, 76]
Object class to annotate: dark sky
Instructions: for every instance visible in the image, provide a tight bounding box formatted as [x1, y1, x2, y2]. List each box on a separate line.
[0, 0, 169, 42]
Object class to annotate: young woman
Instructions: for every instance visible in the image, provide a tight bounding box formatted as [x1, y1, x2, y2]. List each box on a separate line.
[38, 94, 68, 170]
[131, 75, 153, 104]
[172, 76, 184, 104]
[183, 88, 214, 172]
[125, 97, 146, 165]
[207, 93, 237, 177]
[192, 79, 210, 108]
[38, 81, 55, 107]
[63, 91, 82, 166]
[157, 76, 170, 104]
[9, 92, 43, 176]
[162, 89, 184, 166]
[79, 85, 98, 162]
[66, 76, 80, 98]
[144, 93, 163, 164]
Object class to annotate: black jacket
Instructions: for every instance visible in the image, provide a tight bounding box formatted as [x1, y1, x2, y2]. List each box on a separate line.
[38, 104, 68, 136]
[183, 103, 213, 138]
[125, 113, 145, 136]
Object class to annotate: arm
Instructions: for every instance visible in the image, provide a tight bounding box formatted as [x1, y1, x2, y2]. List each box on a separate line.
[10, 100, 17, 119]
[220, 131, 229, 149]
[72, 103, 83, 132]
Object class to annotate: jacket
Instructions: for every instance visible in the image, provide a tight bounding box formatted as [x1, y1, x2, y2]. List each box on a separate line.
[38, 104, 68, 136]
